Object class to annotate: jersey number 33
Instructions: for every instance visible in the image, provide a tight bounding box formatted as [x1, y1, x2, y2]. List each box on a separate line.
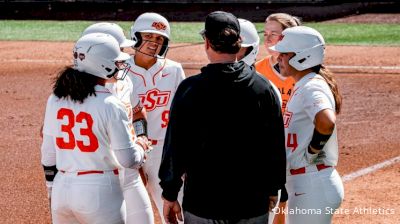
[56, 108, 99, 152]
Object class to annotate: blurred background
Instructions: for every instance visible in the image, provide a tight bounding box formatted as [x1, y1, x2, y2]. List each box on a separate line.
[0, 0, 399, 22]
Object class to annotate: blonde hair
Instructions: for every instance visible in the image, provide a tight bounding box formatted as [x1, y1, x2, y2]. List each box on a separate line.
[266, 13, 301, 30]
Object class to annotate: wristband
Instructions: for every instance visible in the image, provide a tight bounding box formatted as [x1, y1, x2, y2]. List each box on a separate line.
[43, 165, 58, 182]
[133, 118, 148, 137]
[308, 128, 332, 153]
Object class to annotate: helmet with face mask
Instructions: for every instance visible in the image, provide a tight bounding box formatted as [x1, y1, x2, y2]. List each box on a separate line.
[130, 12, 170, 58]
[73, 33, 130, 80]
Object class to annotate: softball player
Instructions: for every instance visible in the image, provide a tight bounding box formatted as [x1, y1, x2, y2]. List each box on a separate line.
[255, 13, 301, 113]
[129, 12, 185, 223]
[236, 18, 284, 224]
[270, 26, 344, 224]
[40, 33, 151, 224]
[237, 18, 282, 106]
[81, 22, 154, 224]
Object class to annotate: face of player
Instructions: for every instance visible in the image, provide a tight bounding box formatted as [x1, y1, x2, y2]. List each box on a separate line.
[136, 32, 165, 58]
[264, 20, 284, 57]
[236, 47, 249, 61]
[277, 52, 296, 77]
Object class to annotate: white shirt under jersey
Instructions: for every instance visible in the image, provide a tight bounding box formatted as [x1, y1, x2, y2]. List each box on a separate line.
[127, 57, 185, 141]
[41, 85, 138, 172]
[105, 75, 142, 122]
[283, 72, 339, 170]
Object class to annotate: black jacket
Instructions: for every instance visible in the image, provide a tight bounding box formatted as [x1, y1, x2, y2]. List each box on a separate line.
[159, 61, 286, 220]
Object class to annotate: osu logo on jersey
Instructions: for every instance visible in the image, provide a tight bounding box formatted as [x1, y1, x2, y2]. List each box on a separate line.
[152, 22, 167, 31]
[139, 88, 171, 111]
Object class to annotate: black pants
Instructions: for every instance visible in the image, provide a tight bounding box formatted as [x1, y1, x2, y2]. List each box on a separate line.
[183, 211, 269, 224]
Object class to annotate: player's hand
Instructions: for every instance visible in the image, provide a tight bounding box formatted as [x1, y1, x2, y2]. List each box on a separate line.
[268, 196, 278, 212]
[162, 198, 183, 224]
[136, 136, 153, 153]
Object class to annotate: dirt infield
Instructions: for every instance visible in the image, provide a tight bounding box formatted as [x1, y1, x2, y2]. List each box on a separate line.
[0, 41, 398, 224]
[1, 14, 399, 223]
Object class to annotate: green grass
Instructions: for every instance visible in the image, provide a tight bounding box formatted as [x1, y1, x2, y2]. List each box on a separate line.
[1, 20, 399, 45]
[305, 23, 400, 46]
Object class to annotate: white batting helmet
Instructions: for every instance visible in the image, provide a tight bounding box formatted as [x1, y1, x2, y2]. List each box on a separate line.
[238, 18, 260, 66]
[269, 26, 325, 71]
[81, 22, 135, 48]
[73, 33, 130, 80]
[130, 12, 170, 58]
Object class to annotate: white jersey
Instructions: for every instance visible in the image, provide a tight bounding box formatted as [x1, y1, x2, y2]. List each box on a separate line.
[127, 57, 185, 140]
[42, 85, 136, 172]
[105, 75, 142, 122]
[283, 72, 338, 170]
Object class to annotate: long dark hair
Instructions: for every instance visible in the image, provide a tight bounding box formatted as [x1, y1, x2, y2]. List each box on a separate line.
[53, 66, 99, 103]
[312, 65, 342, 114]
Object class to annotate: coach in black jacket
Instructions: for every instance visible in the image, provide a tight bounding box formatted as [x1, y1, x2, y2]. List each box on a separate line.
[159, 11, 286, 224]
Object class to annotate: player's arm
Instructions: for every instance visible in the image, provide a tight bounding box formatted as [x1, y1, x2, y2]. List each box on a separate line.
[41, 133, 57, 201]
[131, 102, 150, 184]
[109, 102, 149, 169]
[132, 105, 148, 138]
[308, 108, 336, 155]
[113, 138, 149, 169]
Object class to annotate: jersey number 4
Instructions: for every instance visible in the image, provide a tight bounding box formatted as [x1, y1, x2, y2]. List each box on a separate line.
[56, 108, 99, 152]
[287, 133, 298, 152]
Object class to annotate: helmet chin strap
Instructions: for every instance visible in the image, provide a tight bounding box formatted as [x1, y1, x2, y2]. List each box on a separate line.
[133, 39, 168, 59]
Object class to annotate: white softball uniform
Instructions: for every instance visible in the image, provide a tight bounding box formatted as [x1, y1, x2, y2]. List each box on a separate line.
[106, 74, 154, 224]
[283, 72, 344, 224]
[127, 57, 185, 223]
[105, 74, 142, 122]
[41, 85, 145, 224]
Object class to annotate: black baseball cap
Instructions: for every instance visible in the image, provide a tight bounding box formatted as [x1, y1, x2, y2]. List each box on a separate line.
[200, 11, 240, 42]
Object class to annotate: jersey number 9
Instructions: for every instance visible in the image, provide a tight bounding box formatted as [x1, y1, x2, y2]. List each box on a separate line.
[56, 108, 99, 152]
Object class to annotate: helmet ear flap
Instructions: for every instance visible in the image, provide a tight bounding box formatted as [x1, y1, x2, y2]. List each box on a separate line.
[288, 44, 324, 71]
[158, 39, 169, 58]
[133, 32, 142, 48]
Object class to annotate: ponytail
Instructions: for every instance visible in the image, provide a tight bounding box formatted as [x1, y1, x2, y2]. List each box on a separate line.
[53, 66, 98, 103]
[313, 65, 342, 114]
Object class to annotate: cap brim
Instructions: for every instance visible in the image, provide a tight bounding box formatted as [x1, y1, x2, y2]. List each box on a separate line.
[114, 52, 131, 62]
[120, 39, 135, 48]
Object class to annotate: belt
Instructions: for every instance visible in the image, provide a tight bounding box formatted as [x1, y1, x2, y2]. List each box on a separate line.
[60, 169, 119, 176]
[148, 139, 159, 145]
[290, 164, 331, 176]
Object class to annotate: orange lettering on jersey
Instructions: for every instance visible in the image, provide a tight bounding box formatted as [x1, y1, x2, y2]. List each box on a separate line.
[152, 22, 167, 31]
[287, 133, 298, 152]
[56, 108, 99, 152]
[139, 88, 171, 111]
[283, 111, 293, 128]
